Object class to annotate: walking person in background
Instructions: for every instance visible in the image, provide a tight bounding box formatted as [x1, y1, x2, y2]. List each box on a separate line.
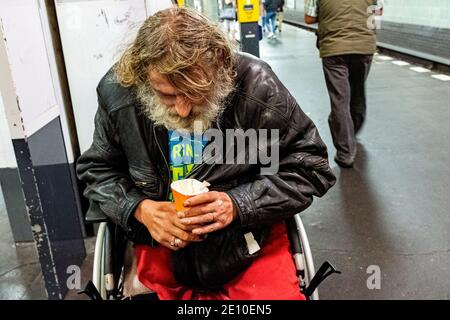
[264, 0, 279, 39]
[276, 0, 285, 33]
[220, 0, 237, 41]
[261, 0, 267, 33]
[305, 0, 383, 168]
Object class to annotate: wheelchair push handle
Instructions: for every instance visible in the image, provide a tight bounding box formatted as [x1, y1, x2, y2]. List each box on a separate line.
[78, 281, 103, 300]
[305, 261, 341, 298]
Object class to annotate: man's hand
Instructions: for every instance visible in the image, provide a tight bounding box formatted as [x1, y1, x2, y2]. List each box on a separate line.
[134, 199, 204, 250]
[304, 15, 318, 24]
[178, 191, 238, 235]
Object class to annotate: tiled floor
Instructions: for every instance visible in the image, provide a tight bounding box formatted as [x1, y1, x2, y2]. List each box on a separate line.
[0, 185, 46, 299]
[0, 184, 95, 300]
[260, 24, 450, 299]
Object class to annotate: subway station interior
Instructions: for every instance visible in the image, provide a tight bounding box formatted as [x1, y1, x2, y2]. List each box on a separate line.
[0, 0, 449, 301]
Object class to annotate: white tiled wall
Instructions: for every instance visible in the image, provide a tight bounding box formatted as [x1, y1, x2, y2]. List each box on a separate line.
[382, 0, 450, 29]
[286, 0, 450, 29]
[0, 93, 16, 168]
[0, 0, 59, 138]
[55, 0, 149, 153]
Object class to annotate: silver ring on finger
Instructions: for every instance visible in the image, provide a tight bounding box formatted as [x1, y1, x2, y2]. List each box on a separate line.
[174, 238, 182, 247]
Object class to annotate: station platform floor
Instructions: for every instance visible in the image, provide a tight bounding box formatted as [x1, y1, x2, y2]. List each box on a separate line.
[259, 24, 450, 299]
[0, 23, 449, 300]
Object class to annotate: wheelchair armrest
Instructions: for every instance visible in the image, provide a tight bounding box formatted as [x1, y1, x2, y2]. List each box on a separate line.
[285, 214, 303, 255]
[85, 208, 109, 224]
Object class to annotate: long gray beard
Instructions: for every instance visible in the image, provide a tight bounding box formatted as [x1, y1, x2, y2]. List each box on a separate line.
[136, 83, 227, 134]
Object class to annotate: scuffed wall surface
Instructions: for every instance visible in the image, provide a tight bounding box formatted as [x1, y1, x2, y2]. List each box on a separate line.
[381, 0, 450, 29]
[286, 0, 450, 29]
[56, 0, 148, 153]
[283, 0, 450, 64]
[0, 93, 16, 168]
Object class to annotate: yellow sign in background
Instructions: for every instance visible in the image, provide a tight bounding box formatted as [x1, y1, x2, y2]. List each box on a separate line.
[237, 0, 260, 23]
[178, 0, 185, 7]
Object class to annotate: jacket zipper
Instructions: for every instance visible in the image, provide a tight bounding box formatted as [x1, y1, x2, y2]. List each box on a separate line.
[135, 181, 156, 188]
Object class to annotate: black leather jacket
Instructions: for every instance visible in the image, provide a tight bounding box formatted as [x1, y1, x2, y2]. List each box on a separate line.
[76, 52, 336, 245]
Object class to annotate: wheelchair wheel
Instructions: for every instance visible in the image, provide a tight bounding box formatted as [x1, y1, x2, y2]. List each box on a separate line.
[92, 222, 126, 300]
[295, 214, 319, 300]
[93, 216, 320, 300]
[288, 214, 319, 300]
[92, 222, 107, 299]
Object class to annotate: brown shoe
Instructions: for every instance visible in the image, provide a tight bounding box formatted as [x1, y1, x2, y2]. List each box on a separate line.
[334, 156, 354, 168]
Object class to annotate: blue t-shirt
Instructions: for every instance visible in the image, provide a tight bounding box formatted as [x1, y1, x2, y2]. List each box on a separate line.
[168, 130, 207, 199]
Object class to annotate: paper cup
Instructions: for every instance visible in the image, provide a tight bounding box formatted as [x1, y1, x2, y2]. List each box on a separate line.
[171, 179, 210, 211]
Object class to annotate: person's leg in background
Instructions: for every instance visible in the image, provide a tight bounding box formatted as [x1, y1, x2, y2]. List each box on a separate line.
[266, 11, 277, 38]
[322, 55, 357, 168]
[262, 12, 267, 32]
[270, 11, 277, 35]
[349, 54, 374, 135]
[264, 11, 272, 36]
[277, 11, 284, 32]
[274, 12, 279, 33]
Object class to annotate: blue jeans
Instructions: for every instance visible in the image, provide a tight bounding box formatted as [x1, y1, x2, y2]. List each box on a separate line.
[265, 11, 277, 33]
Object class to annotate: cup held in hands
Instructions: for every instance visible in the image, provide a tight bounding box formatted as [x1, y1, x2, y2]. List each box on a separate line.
[171, 179, 210, 211]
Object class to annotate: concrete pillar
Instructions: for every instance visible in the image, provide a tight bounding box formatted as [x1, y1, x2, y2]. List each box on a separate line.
[0, 0, 85, 299]
[0, 93, 33, 242]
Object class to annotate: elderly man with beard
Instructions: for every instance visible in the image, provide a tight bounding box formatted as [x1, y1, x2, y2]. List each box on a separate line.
[77, 7, 335, 300]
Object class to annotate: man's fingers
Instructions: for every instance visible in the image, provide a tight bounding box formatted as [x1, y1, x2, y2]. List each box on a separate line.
[179, 202, 218, 218]
[180, 212, 217, 225]
[186, 235, 207, 242]
[171, 212, 203, 230]
[191, 222, 224, 235]
[175, 220, 204, 231]
[163, 239, 187, 251]
[172, 228, 194, 242]
[172, 227, 203, 242]
[156, 233, 184, 251]
[183, 191, 218, 207]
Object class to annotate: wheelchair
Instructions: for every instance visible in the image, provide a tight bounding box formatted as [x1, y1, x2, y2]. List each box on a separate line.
[80, 210, 340, 300]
